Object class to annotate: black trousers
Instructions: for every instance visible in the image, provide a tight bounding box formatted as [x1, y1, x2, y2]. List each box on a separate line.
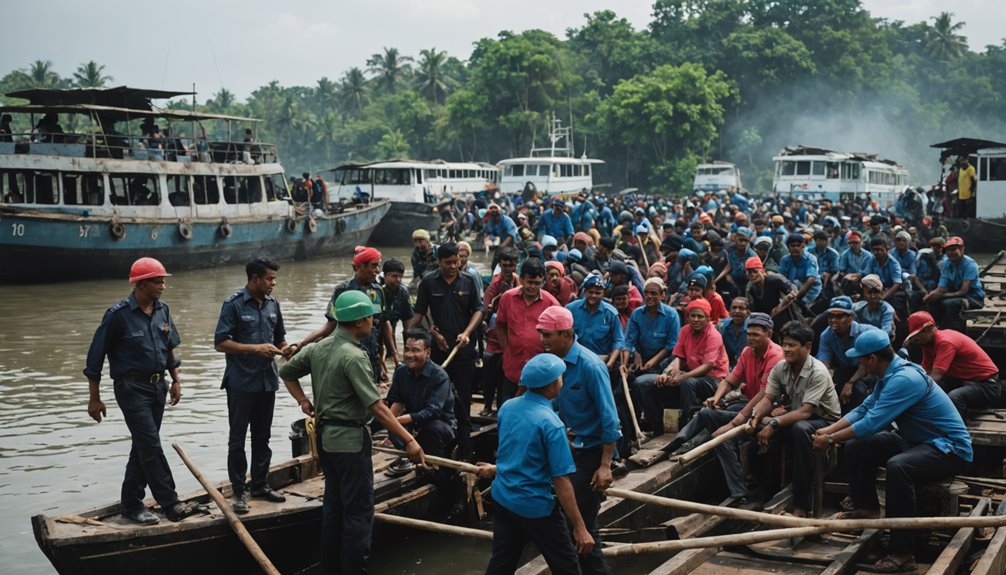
[432, 350, 474, 461]
[944, 376, 1002, 420]
[832, 364, 872, 412]
[845, 432, 968, 556]
[319, 438, 374, 575]
[226, 388, 276, 494]
[571, 447, 612, 575]
[774, 418, 829, 511]
[113, 378, 178, 512]
[482, 352, 503, 410]
[930, 296, 983, 333]
[485, 503, 581, 575]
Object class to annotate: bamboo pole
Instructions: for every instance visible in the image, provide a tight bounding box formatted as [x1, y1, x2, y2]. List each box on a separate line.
[620, 369, 644, 440]
[373, 445, 482, 474]
[676, 424, 749, 463]
[375, 512, 493, 539]
[441, 344, 461, 369]
[172, 443, 280, 575]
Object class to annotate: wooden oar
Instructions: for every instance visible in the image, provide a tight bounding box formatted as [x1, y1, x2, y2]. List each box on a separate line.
[172, 443, 280, 575]
[619, 369, 644, 440]
[373, 445, 482, 474]
[676, 422, 750, 463]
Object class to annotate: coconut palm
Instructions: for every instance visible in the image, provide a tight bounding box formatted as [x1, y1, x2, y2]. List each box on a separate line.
[314, 76, 338, 113]
[207, 88, 236, 113]
[926, 12, 968, 61]
[73, 61, 113, 88]
[415, 48, 456, 106]
[339, 67, 369, 115]
[12, 59, 63, 89]
[366, 47, 412, 92]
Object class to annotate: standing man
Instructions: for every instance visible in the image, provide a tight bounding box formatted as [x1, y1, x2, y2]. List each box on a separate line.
[538, 199, 574, 245]
[812, 330, 972, 573]
[495, 259, 560, 398]
[538, 307, 621, 575]
[923, 236, 984, 332]
[957, 155, 977, 218]
[408, 242, 484, 461]
[84, 257, 199, 524]
[280, 291, 425, 575]
[411, 229, 439, 281]
[475, 354, 594, 575]
[214, 258, 292, 514]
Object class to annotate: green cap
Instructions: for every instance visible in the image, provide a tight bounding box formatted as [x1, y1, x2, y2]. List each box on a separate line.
[331, 290, 378, 322]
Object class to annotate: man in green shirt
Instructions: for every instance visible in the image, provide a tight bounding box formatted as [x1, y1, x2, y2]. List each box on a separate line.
[280, 290, 424, 575]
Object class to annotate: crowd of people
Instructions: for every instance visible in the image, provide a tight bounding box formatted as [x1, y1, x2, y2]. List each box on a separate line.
[84, 185, 1002, 575]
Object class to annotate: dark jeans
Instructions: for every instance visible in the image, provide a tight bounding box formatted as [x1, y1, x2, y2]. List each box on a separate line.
[832, 364, 872, 412]
[485, 503, 580, 575]
[500, 377, 519, 407]
[774, 418, 830, 511]
[482, 352, 503, 410]
[226, 388, 276, 494]
[113, 378, 178, 512]
[433, 350, 474, 461]
[691, 405, 746, 497]
[845, 432, 969, 555]
[944, 376, 1001, 420]
[930, 296, 983, 333]
[637, 374, 717, 435]
[391, 418, 457, 505]
[570, 447, 612, 575]
[319, 438, 374, 575]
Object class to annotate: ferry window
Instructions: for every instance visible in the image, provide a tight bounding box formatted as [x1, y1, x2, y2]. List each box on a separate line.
[826, 162, 839, 179]
[574, 165, 582, 177]
[416, 169, 423, 184]
[222, 175, 261, 204]
[812, 161, 825, 176]
[796, 161, 811, 176]
[108, 174, 158, 206]
[1, 170, 31, 203]
[984, 158, 1006, 181]
[61, 172, 104, 206]
[193, 175, 220, 205]
[511, 165, 523, 177]
[585, 165, 590, 177]
[166, 175, 191, 206]
[781, 161, 795, 176]
[264, 174, 286, 200]
[246, 176, 263, 203]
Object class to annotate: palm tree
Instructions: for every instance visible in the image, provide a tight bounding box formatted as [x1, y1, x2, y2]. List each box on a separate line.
[73, 61, 113, 88]
[13, 59, 63, 89]
[339, 68, 369, 115]
[375, 128, 410, 159]
[926, 12, 968, 60]
[314, 112, 341, 163]
[314, 76, 338, 113]
[208, 88, 236, 113]
[366, 47, 412, 92]
[415, 48, 456, 106]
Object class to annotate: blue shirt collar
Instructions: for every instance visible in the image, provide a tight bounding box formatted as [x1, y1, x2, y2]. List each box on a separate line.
[127, 292, 163, 312]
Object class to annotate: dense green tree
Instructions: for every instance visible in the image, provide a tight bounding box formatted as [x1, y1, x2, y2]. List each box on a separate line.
[339, 67, 368, 115]
[415, 48, 456, 106]
[926, 12, 968, 60]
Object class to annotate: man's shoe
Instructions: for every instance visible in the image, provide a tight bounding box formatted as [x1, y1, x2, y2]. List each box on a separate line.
[164, 501, 199, 522]
[232, 492, 249, 514]
[478, 408, 495, 417]
[660, 436, 686, 454]
[123, 507, 159, 525]
[386, 457, 415, 478]
[250, 488, 286, 503]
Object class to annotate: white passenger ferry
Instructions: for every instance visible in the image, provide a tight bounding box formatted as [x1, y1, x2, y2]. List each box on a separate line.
[693, 161, 743, 193]
[497, 116, 603, 200]
[772, 145, 909, 203]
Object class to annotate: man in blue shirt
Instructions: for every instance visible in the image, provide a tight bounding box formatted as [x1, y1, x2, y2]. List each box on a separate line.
[891, 231, 917, 292]
[476, 354, 594, 575]
[866, 236, 908, 342]
[483, 202, 519, 248]
[84, 257, 198, 524]
[571, 194, 596, 233]
[720, 297, 750, 367]
[537, 199, 574, 245]
[215, 258, 292, 513]
[836, 231, 875, 296]
[778, 233, 821, 310]
[538, 307, 621, 575]
[810, 230, 840, 304]
[817, 296, 881, 411]
[911, 237, 946, 311]
[923, 236, 984, 332]
[716, 227, 756, 300]
[567, 275, 625, 367]
[812, 330, 971, 574]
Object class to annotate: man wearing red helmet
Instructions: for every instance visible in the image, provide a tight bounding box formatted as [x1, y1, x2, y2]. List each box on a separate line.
[83, 257, 199, 525]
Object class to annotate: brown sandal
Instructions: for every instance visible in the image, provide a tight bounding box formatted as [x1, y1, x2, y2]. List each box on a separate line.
[857, 554, 916, 573]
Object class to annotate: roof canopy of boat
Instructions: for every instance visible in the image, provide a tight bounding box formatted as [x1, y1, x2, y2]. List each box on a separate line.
[931, 137, 1006, 162]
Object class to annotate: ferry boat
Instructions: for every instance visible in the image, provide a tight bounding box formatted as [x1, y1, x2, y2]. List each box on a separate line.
[326, 159, 497, 246]
[931, 138, 1006, 250]
[772, 145, 909, 203]
[692, 161, 743, 193]
[497, 115, 603, 201]
[0, 86, 388, 283]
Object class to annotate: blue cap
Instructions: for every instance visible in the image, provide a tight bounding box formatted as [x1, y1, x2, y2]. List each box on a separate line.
[582, 273, 604, 290]
[678, 248, 697, 262]
[746, 312, 774, 330]
[552, 199, 565, 208]
[521, 354, 567, 388]
[736, 226, 752, 239]
[568, 248, 582, 261]
[542, 235, 558, 248]
[774, 227, 787, 236]
[827, 296, 854, 315]
[695, 265, 714, 280]
[635, 221, 651, 235]
[687, 272, 708, 288]
[845, 328, 891, 359]
[555, 251, 568, 263]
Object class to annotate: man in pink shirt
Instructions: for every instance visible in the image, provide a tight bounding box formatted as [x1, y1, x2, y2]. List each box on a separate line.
[495, 259, 559, 396]
[905, 311, 1001, 419]
[637, 298, 729, 436]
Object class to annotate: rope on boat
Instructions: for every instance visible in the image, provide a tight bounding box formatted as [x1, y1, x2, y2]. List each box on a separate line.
[974, 311, 1002, 343]
[305, 417, 319, 461]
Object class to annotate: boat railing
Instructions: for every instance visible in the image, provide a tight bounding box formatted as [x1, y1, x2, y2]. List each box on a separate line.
[0, 132, 279, 165]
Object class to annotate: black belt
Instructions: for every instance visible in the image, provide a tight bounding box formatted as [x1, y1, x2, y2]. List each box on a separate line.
[120, 372, 166, 384]
[318, 417, 367, 428]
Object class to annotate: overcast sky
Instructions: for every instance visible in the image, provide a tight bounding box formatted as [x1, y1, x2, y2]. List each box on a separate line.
[3, 1, 1002, 101]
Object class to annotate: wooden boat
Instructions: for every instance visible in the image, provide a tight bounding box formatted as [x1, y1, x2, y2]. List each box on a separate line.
[965, 251, 1006, 360]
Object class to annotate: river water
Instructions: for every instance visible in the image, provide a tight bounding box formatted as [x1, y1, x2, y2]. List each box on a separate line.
[0, 247, 501, 574]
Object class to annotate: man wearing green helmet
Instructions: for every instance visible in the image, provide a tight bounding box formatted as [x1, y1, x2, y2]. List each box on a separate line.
[280, 290, 424, 575]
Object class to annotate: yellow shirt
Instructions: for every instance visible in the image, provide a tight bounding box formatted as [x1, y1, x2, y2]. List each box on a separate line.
[959, 164, 977, 201]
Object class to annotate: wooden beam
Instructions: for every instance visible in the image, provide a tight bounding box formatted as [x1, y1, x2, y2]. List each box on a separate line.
[647, 547, 720, 575]
[924, 498, 990, 575]
[972, 498, 1006, 575]
[819, 529, 882, 575]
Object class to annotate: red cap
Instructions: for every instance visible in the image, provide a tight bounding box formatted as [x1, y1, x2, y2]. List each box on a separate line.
[944, 236, 964, 248]
[905, 311, 935, 342]
[352, 246, 382, 265]
[545, 260, 565, 275]
[536, 306, 574, 331]
[685, 298, 712, 317]
[745, 256, 764, 271]
[846, 230, 862, 242]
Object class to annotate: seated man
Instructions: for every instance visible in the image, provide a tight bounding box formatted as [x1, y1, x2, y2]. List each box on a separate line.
[923, 236, 984, 333]
[744, 256, 799, 334]
[622, 277, 680, 436]
[817, 296, 881, 411]
[853, 275, 895, 341]
[836, 231, 875, 297]
[812, 330, 972, 574]
[720, 297, 751, 368]
[385, 329, 457, 482]
[749, 321, 842, 517]
[904, 311, 1001, 419]
[638, 298, 729, 436]
[778, 233, 821, 312]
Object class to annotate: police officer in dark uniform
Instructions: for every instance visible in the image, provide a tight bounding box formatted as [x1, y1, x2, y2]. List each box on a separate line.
[84, 257, 199, 525]
[214, 258, 293, 514]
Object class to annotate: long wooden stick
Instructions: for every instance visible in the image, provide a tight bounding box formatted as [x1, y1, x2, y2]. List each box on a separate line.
[620, 369, 644, 440]
[606, 487, 1006, 531]
[441, 344, 461, 369]
[676, 424, 749, 463]
[376, 512, 493, 539]
[172, 443, 280, 575]
[373, 445, 482, 474]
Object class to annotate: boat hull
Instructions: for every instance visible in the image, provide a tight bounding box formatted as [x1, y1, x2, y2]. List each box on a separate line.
[944, 217, 1006, 252]
[369, 201, 442, 246]
[0, 200, 389, 283]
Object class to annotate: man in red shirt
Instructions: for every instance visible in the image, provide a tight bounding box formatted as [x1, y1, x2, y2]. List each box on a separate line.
[905, 311, 1001, 419]
[495, 259, 559, 396]
[480, 248, 520, 415]
[638, 299, 729, 436]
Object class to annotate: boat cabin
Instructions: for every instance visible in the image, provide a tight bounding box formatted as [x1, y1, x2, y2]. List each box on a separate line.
[772, 145, 909, 204]
[693, 161, 742, 193]
[325, 160, 497, 206]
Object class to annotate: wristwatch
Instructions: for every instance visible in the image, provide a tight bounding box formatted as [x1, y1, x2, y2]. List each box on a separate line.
[769, 418, 780, 429]
[826, 433, 835, 445]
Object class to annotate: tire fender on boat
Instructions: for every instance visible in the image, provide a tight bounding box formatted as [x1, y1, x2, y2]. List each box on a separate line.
[306, 217, 318, 233]
[336, 218, 347, 234]
[218, 220, 233, 239]
[109, 220, 126, 241]
[286, 218, 298, 233]
[178, 221, 193, 240]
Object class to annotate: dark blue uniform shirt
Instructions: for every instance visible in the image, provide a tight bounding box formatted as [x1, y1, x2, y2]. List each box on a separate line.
[84, 293, 181, 382]
[387, 360, 456, 428]
[214, 287, 287, 392]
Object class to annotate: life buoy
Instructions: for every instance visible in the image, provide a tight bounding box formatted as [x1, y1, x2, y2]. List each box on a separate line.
[306, 217, 318, 233]
[109, 221, 126, 240]
[286, 218, 298, 233]
[336, 218, 347, 234]
[218, 220, 233, 239]
[178, 221, 193, 240]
